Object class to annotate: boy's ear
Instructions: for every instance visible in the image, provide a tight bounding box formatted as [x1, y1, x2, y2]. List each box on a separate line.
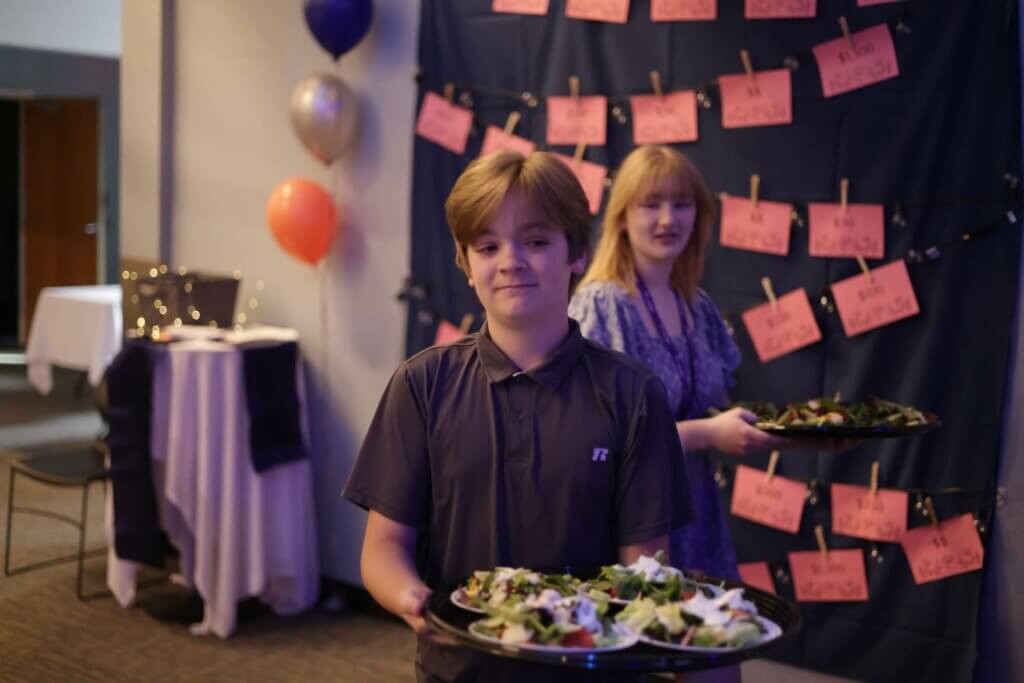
[569, 252, 587, 276]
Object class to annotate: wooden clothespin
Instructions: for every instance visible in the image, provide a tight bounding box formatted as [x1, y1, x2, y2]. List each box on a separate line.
[840, 178, 850, 214]
[839, 16, 854, 51]
[503, 111, 521, 136]
[649, 70, 664, 99]
[761, 277, 778, 312]
[924, 497, 940, 529]
[458, 313, 474, 334]
[856, 255, 874, 283]
[569, 75, 580, 104]
[740, 49, 755, 82]
[750, 174, 760, 209]
[869, 461, 880, 497]
[765, 450, 780, 481]
[443, 82, 455, 104]
[573, 141, 587, 165]
[815, 525, 829, 558]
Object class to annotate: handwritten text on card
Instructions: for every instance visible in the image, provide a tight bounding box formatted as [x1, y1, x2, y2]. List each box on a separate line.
[493, 0, 550, 15]
[630, 91, 698, 145]
[831, 259, 920, 337]
[415, 93, 473, 155]
[789, 549, 869, 602]
[813, 24, 899, 98]
[745, 0, 815, 19]
[566, 0, 630, 23]
[831, 483, 908, 542]
[901, 514, 984, 585]
[731, 464, 806, 534]
[651, 0, 716, 21]
[808, 203, 885, 259]
[480, 126, 537, 157]
[719, 69, 792, 129]
[738, 562, 776, 595]
[553, 153, 608, 215]
[546, 96, 608, 146]
[742, 288, 822, 363]
[719, 195, 793, 256]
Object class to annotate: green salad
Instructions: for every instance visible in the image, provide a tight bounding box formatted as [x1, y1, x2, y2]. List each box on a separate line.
[469, 591, 630, 649]
[585, 551, 703, 604]
[616, 589, 767, 649]
[455, 567, 581, 611]
[725, 397, 930, 430]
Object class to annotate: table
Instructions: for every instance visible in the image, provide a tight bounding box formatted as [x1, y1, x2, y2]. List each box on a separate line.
[105, 325, 320, 637]
[25, 285, 122, 394]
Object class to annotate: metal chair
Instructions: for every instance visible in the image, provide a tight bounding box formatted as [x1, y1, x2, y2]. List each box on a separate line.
[3, 439, 111, 600]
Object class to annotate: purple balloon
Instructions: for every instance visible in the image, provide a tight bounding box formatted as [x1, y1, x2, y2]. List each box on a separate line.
[303, 0, 374, 61]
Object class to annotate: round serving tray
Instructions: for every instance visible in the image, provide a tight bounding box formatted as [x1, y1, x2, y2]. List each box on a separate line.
[423, 570, 802, 673]
[755, 412, 941, 439]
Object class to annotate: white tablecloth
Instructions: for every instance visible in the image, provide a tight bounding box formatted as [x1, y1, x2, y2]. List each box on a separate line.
[105, 326, 320, 637]
[25, 285, 123, 394]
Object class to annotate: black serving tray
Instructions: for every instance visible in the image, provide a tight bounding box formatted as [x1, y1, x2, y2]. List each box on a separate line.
[423, 570, 801, 673]
[755, 412, 941, 439]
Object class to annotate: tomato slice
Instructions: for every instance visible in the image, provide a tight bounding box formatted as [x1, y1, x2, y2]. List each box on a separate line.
[561, 630, 595, 648]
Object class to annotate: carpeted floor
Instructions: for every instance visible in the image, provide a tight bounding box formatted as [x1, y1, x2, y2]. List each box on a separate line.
[0, 365, 854, 683]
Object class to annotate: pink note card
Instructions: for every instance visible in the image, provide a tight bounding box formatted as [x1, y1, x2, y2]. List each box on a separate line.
[480, 126, 537, 157]
[719, 69, 792, 129]
[566, 0, 630, 23]
[651, 0, 716, 21]
[808, 203, 885, 259]
[745, 0, 815, 19]
[630, 91, 698, 145]
[553, 153, 608, 215]
[831, 483, 908, 543]
[415, 92, 473, 155]
[741, 288, 822, 363]
[858, 0, 903, 5]
[493, 0, 550, 14]
[546, 96, 608, 146]
[434, 320, 465, 346]
[719, 195, 793, 256]
[730, 464, 806, 534]
[789, 549, 869, 602]
[737, 562, 776, 595]
[901, 513, 985, 585]
[813, 24, 899, 98]
[831, 259, 920, 337]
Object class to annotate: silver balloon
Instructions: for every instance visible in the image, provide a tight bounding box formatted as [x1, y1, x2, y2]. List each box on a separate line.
[289, 74, 359, 165]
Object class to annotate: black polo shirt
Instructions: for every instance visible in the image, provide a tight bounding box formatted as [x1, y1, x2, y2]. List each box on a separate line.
[343, 320, 692, 682]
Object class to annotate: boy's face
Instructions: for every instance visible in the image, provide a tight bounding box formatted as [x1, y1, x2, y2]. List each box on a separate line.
[465, 193, 585, 328]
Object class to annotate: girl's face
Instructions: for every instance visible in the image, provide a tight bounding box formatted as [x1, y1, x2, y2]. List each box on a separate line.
[622, 177, 697, 269]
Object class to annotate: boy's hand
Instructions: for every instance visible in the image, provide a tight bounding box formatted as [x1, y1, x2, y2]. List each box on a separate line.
[399, 585, 458, 646]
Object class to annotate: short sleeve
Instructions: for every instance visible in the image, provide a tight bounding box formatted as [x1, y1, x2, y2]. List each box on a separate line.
[570, 283, 639, 357]
[696, 290, 742, 387]
[615, 377, 694, 544]
[342, 364, 430, 527]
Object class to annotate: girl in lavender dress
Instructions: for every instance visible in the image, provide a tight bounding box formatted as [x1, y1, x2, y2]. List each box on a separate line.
[570, 145, 788, 585]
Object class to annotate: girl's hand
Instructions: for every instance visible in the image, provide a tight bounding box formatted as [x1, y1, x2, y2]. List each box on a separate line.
[705, 407, 789, 455]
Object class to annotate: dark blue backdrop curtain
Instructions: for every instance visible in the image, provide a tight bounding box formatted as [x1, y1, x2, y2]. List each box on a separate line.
[407, 2, 1021, 681]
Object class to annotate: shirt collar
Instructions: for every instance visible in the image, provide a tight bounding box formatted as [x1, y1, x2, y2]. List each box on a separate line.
[475, 319, 584, 391]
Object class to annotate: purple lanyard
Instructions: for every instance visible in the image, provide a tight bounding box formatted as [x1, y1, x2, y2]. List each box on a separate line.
[635, 273, 697, 420]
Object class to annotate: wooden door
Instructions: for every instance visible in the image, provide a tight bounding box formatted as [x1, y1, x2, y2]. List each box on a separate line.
[21, 98, 99, 343]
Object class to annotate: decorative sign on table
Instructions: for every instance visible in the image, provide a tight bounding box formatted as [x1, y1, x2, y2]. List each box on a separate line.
[741, 288, 822, 363]
[788, 548, 870, 602]
[808, 202, 885, 259]
[900, 512, 985, 585]
[651, 0, 716, 21]
[553, 153, 608, 215]
[738, 561, 777, 595]
[547, 95, 608, 146]
[831, 259, 920, 337]
[565, 0, 630, 24]
[415, 92, 473, 155]
[480, 126, 537, 157]
[745, 0, 815, 19]
[813, 23, 899, 98]
[831, 482, 909, 543]
[493, 0, 550, 14]
[719, 68, 792, 129]
[719, 195, 793, 256]
[730, 463, 807, 534]
[630, 91, 698, 144]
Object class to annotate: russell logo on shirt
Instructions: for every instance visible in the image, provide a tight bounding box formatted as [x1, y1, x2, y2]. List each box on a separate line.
[592, 448, 609, 462]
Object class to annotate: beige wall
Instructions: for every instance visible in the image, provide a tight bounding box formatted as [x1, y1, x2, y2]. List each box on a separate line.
[0, 0, 121, 57]
[120, 0, 419, 584]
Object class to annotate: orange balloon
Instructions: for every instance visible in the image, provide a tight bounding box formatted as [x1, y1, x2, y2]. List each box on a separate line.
[266, 178, 338, 265]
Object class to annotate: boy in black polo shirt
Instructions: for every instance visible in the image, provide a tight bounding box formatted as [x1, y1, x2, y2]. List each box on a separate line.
[343, 151, 691, 682]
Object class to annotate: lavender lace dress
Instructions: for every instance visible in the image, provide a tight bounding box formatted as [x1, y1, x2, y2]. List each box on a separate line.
[569, 281, 742, 580]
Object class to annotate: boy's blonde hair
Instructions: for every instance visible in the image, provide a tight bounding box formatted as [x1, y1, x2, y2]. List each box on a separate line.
[579, 145, 715, 303]
[445, 151, 591, 288]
